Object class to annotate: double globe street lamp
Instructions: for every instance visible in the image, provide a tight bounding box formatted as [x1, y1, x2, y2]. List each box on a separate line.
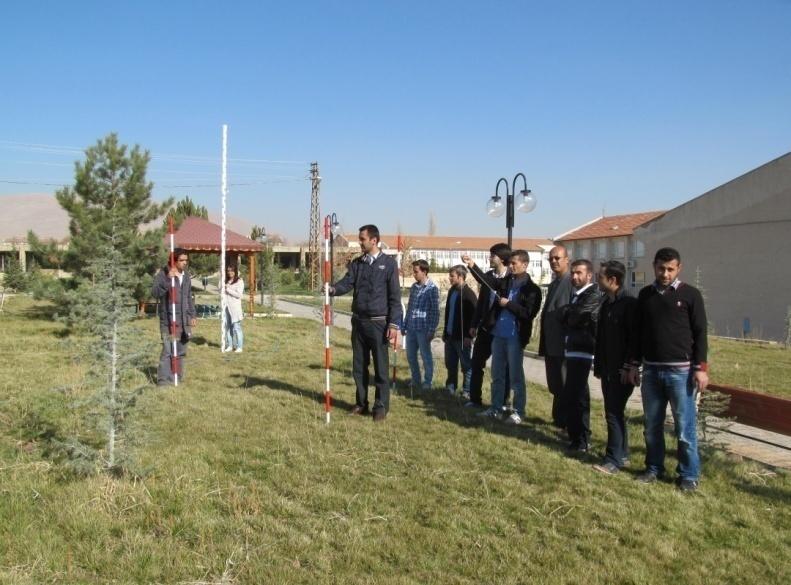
[486, 172, 537, 249]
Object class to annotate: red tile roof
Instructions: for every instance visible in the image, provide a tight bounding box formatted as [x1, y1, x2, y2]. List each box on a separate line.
[167, 216, 264, 253]
[554, 211, 666, 242]
[343, 234, 551, 252]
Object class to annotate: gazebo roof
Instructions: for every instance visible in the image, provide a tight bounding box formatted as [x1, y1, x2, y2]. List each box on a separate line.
[167, 216, 264, 253]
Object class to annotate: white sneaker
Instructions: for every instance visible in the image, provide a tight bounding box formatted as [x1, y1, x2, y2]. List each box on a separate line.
[446, 385, 456, 396]
[504, 413, 522, 425]
[421, 382, 432, 392]
[461, 391, 471, 402]
[234, 348, 243, 353]
[222, 347, 233, 353]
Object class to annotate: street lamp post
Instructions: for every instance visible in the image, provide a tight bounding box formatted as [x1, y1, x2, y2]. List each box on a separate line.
[326, 213, 342, 282]
[486, 172, 537, 249]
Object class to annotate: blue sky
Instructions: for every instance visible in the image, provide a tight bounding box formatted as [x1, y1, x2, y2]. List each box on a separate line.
[1, 0, 790, 242]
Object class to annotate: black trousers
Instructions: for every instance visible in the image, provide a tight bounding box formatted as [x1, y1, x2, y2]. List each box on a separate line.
[563, 357, 592, 447]
[469, 329, 509, 405]
[544, 355, 566, 427]
[351, 318, 390, 413]
[158, 330, 189, 385]
[601, 375, 634, 466]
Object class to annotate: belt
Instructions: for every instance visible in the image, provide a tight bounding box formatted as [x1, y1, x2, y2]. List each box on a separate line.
[353, 314, 387, 321]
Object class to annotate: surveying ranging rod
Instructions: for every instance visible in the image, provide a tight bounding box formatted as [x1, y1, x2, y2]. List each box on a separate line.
[167, 215, 180, 386]
[322, 215, 333, 424]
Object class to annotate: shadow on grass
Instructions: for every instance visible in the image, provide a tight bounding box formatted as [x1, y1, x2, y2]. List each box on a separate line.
[231, 374, 357, 412]
[190, 335, 221, 348]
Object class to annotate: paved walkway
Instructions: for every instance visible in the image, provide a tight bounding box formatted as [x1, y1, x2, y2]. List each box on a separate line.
[276, 298, 791, 470]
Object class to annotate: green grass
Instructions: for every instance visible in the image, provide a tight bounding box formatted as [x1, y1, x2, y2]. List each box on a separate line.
[0, 297, 789, 584]
[709, 338, 791, 398]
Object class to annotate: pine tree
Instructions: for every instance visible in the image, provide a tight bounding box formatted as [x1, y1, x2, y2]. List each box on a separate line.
[167, 196, 216, 280]
[54, 133, 172, 314]
[2, 249, 28, 292]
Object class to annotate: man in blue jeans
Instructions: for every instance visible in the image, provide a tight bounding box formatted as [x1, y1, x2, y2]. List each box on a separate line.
[464, 250, 542, 425]
[441, 265, 477, 397]
[628, 247, 709, 492]
[404, 259, 440, 391]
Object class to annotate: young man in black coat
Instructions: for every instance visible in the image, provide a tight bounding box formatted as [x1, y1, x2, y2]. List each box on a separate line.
[442, 265, 477, 397]
[592, 260, 637, 474]
[466, 243, 511, 408]
[561, 259, 602, 452]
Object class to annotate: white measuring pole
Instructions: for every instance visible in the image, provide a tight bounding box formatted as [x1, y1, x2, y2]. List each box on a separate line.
[220, 124, 228, 352]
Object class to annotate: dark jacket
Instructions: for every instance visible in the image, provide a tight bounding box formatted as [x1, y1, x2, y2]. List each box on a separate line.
[471, 268, 510, 333]
[538, 273, 573, 357]
[594, 288, 638, 380]
[152, 267, 196, 337]
[331, 252, 403, 328]
[561, 284, 602, 356]
[442, 284, 477, 341]
[469, 264, 542, 348]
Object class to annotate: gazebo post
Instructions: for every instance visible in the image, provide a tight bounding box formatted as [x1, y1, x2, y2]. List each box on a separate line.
[248, 252, 255, 317]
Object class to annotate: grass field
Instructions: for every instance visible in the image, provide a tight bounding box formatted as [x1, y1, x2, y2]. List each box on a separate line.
[0, 297, 789, 584]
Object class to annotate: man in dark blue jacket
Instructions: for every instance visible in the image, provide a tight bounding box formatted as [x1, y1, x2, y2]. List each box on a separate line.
[561, 259, 602, 453]
[592, 260, 637, 474]
[328, 225, 403, 422]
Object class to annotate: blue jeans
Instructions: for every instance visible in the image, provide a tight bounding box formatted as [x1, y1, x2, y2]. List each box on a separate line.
[491, 335, 526, 417]
[641, 365, 700, 480]
[444, 338, 472, 391]
[224, 311, 244, 350]
[406, 329, 433, 386]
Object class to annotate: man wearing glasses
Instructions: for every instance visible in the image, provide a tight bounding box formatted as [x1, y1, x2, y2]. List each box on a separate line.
[152, 248, 197, 386]
[538, 245, 573, 429]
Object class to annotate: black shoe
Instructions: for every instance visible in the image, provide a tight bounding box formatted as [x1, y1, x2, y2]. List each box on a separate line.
[592, 461, 620, 475]
[636, 470, 661, 484]
[677, 478, 699, 492]
[372, 409, 387, 423]
[349, 405, 370, 416]
[566, 442, 588, 455]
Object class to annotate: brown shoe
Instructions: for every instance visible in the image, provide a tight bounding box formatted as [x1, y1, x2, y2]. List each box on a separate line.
[349, 405, 369, 416]
[372, 410, 387, 423]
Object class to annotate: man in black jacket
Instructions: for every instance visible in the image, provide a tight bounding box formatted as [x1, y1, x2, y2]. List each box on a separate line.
[442, 265, 477, 397]
[466, 243, 511, 407]
[592, 260, 637, 474]
[464, 250, 542, 425]
[561, 259, 602, 452]
[151, 248, 197, 386]
[628, 247, 708, 491]
[328, 225, 403, 422]
[539, 245, 573, 428]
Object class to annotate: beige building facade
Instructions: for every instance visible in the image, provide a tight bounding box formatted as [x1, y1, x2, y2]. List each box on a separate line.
[634, 152, 791, 341]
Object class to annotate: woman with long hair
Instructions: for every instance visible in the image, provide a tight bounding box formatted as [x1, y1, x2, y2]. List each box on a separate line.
[222, 263, 245, 353]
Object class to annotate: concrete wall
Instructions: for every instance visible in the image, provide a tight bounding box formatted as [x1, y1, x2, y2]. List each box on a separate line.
[634, 153, 791, 341]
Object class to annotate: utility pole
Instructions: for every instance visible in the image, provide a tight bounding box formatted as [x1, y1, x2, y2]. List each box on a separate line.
[308, 162, 321, 291]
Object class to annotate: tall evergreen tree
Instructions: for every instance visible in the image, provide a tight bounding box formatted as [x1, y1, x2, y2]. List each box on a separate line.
[55, 133, 172, 309]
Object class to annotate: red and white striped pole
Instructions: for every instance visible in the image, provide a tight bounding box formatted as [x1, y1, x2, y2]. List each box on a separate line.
[322, 215, 333, 424]
[167, 215, 180, 386]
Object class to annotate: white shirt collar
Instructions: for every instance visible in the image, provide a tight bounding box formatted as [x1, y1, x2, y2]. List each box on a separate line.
[573, 282, 594, 296]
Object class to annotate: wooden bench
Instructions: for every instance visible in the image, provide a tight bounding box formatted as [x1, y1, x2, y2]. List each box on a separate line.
[706, 384, 791, 436]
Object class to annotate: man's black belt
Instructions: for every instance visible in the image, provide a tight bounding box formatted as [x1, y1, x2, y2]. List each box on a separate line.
[352, 314, 387, 321]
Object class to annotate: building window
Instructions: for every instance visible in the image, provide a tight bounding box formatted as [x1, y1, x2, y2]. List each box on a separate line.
[596, 240, 608, 258]
[631, 271, 645, 289]
[632, 239, 645, 258]
[613, 239, 625, 258]
[579, 242, 590, 260]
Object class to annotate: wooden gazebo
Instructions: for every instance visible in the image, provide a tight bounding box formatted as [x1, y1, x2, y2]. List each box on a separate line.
[166, 216, 264, 316]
